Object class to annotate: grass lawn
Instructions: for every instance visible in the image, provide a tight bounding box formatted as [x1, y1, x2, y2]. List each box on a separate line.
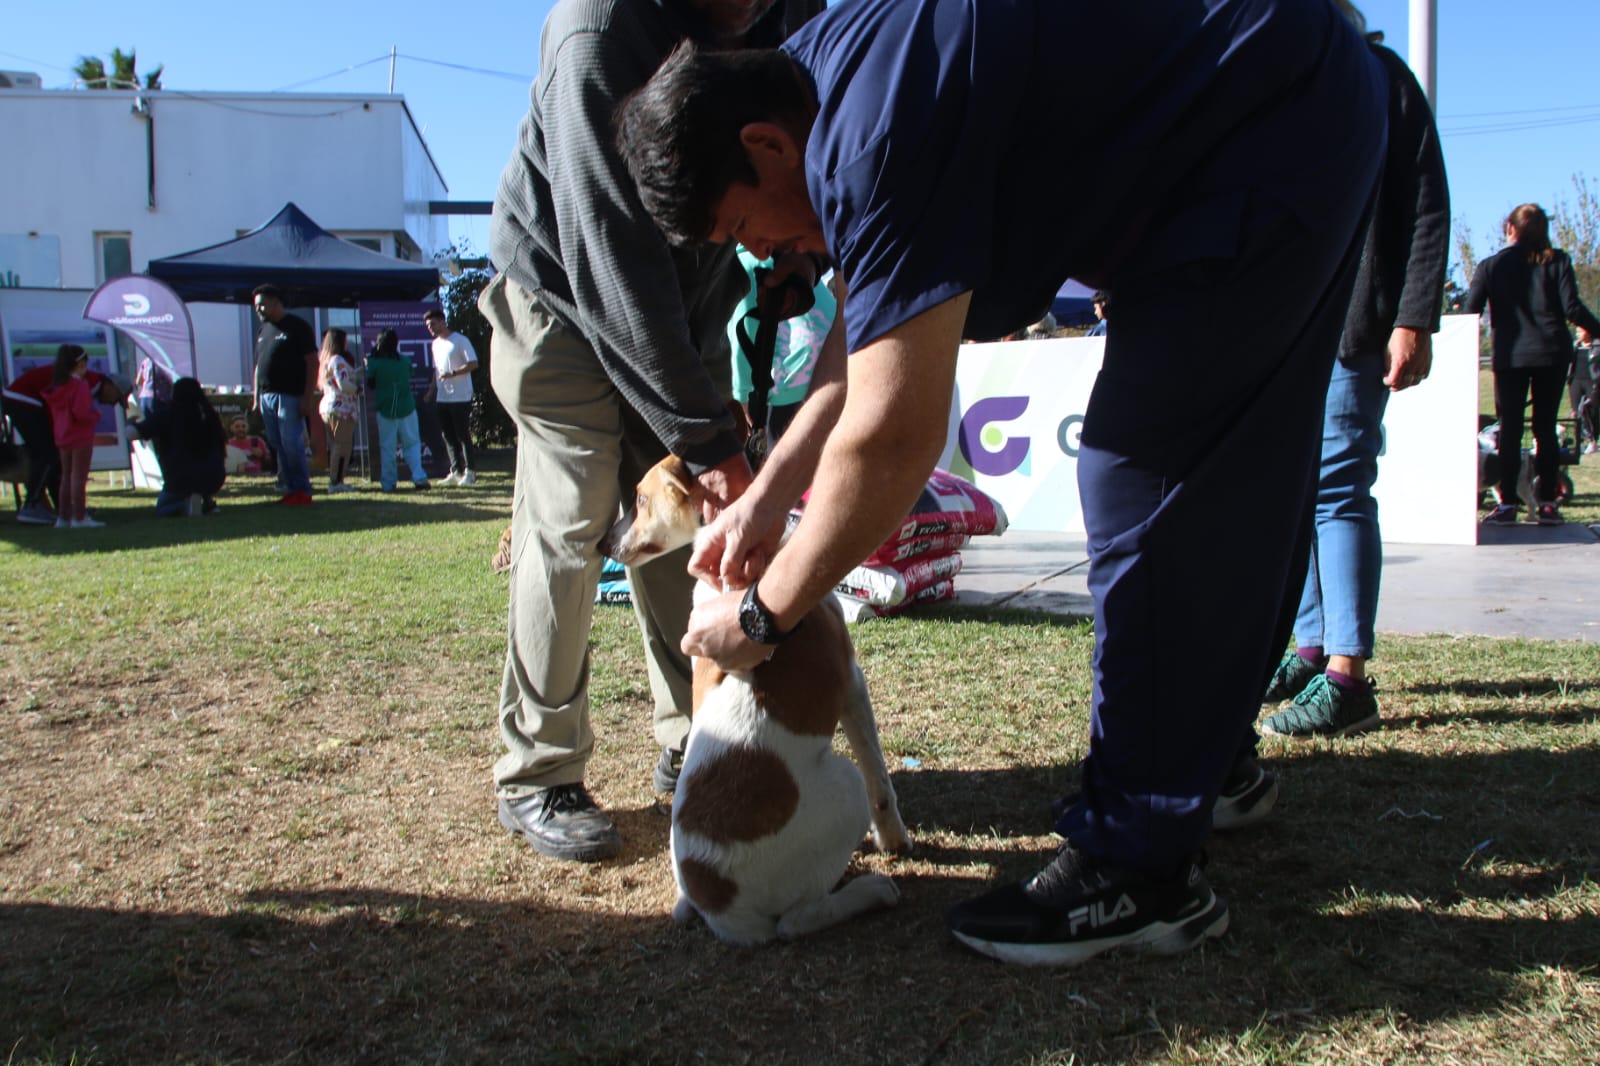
[1, 439, 1597, 1065]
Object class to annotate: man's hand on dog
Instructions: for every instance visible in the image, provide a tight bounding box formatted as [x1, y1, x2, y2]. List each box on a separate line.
[682, 588, 774, 671]
[688, 491, 786, 589]
[695, 452, 755, 524]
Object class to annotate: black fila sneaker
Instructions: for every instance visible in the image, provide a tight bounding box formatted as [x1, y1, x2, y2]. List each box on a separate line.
[945, 845, 1228, 966]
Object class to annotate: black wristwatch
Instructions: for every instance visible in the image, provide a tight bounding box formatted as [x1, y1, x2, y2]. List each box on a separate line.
[739, 582, 797, 645]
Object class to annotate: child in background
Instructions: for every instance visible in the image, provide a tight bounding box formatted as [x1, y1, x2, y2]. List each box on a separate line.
[41, 344, 103, 529]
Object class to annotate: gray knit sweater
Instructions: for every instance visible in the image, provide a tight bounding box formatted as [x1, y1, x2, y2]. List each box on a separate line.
[490, 0, 820, 470]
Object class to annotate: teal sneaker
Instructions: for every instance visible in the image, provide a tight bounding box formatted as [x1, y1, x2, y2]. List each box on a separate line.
[1260, 674, 1380, 739]
[1262, 650, 1323, 703]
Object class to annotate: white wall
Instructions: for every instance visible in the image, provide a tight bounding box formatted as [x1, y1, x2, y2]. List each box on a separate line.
[0, 88, 447, 385]
[938, 316, 1482, 546]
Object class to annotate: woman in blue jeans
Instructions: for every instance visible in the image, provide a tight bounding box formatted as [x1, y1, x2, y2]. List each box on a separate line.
[365, 328, 431, 492]
[1260, 7, 1451, 739]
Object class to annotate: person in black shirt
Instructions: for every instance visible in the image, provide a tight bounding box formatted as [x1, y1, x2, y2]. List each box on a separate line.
[251, 283, 317, 506]
[1467, 203, 1600, 525]
[134, 377, 226, 516]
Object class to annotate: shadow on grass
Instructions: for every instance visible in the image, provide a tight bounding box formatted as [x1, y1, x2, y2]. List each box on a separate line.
[0, 481, 512, 557]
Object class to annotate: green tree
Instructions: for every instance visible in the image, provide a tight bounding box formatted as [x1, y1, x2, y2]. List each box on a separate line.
[439, 259, 512, 447]
[1550, 173, 1600, 315]
[73, 47, 162, 90]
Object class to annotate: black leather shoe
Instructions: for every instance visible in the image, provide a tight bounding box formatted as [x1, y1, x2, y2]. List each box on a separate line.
[653, 746, 684, 795]
[498, 783, 621, 862]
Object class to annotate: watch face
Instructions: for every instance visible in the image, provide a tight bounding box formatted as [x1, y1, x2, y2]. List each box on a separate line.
[739, 588, 772, 644]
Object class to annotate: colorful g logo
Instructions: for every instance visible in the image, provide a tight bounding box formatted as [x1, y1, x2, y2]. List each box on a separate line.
[959, 396, 1030, 476]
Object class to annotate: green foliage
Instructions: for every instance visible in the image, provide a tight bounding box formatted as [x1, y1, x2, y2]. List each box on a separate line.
[1550, 173, 1600, 314]
[72, 47, 162, 90]
[440, 262, 512, 447]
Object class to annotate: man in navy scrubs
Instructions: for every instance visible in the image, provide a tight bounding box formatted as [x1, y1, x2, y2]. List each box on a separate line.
[617, 0, 1387, 965]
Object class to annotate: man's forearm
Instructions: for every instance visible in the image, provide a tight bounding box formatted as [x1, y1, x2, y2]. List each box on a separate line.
[753, 294, 967, 632]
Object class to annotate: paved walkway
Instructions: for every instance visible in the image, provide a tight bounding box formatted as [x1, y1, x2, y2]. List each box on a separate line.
[955, 522, 1600, 644]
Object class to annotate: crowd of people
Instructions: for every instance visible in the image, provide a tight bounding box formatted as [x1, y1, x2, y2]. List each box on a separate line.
[3, 290, 486, 524]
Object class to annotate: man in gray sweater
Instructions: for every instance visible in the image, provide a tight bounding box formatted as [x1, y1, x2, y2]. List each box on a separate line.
[483, 0, 821, 863]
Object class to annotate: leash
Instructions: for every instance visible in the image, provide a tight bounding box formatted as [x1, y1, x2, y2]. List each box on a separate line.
[735, 267, 815, 467]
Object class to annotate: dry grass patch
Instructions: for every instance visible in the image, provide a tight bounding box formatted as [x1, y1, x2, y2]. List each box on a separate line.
[2, 470, 1597, 1064]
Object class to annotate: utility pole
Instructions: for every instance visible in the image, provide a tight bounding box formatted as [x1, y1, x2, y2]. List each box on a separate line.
[388, 46, 397, 94]
[1409, 0, 1437, 110]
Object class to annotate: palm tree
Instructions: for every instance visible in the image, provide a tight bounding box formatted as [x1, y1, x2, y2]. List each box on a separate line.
[73, 47, 163, 90]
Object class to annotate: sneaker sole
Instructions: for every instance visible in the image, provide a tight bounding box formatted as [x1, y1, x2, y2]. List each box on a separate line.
[950, 895, 1230, 967]
[1261, 711, 1380, 740]
[497, 801, 621, 863]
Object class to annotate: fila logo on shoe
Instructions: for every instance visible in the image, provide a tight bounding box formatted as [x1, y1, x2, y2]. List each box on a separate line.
[1067, 894, 1137, 935]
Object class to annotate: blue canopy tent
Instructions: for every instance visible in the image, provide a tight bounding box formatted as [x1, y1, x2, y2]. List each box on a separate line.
[1051, 279, 1098, 328]
[145, 202, 439, 308]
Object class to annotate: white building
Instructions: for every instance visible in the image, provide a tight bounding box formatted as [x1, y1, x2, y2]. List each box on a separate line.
[0, 77, 448, 385]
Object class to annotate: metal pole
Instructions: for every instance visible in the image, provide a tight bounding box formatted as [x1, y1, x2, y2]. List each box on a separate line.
[388, 46, 397, 94]
[1409, 0, 1438, 111]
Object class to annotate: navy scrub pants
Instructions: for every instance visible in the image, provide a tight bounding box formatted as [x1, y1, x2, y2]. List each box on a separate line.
[1058, 87, 1386, 877]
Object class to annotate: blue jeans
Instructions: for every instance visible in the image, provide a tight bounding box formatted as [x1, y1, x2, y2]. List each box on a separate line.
[259, 392, 312, 495]
[1294, 349, 1390, 658]
[376, 410, 427, 490]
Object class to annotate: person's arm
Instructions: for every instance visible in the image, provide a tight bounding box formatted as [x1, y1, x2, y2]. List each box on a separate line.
[1383, 55, 1451, 392]
[454, 336, 480, 376]
[1464, 258, 1490, 316]
[683, 293, 967, 671]
[541, 27, 743, 478]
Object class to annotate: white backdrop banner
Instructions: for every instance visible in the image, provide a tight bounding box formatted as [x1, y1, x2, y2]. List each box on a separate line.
[936, 314, 1481, 546]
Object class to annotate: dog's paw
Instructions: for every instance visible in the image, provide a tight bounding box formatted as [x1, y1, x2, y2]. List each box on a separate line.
[856, 873, 901, 909]
[869, 816, 914, 857]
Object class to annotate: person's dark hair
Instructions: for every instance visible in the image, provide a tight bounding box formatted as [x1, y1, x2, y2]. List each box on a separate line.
[168, 377, 225, 459]
[372, 328, 401, 357]
[251, 283, 284, 303]
[52, 343, 87, 385]
[1506, 203, 1554, 265]
[423, 308, 445, 322]
[616, 41, 811, 245]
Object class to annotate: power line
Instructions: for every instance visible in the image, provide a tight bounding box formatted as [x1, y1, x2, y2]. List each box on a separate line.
[395, 53, 532, 83]
[274, 54, 391, 93]
[1441, 111, 1600, 137]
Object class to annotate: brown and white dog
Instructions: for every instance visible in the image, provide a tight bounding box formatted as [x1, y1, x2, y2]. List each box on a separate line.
[600, 455, 912, 944]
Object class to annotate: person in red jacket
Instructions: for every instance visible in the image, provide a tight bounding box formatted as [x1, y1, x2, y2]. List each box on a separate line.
[41, 345, 104, 529]
[3, 360, 123, 524]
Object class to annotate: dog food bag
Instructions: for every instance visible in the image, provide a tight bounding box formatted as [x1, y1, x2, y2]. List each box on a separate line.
[791, 468, 1007, 564]
[834, 551, 964, 608]
[834, 577, 959, 623]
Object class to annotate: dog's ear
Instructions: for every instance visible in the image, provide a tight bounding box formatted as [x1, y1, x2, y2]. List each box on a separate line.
[661, 455, 694, 500]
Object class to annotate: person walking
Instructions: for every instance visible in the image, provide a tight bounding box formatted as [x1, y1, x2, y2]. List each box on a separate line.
[1469, 203, 1600, 526]
[365, 328, 430, 492]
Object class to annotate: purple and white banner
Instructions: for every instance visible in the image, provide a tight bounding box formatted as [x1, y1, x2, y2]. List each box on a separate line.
[83, 275, 196, 380]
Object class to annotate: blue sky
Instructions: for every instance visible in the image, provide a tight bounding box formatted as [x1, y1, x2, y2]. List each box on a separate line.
[7, 0, 1598, 280]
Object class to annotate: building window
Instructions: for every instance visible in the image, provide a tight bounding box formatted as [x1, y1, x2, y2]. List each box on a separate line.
[346, 237, 382, 253]
[96, 233, 132, 282]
